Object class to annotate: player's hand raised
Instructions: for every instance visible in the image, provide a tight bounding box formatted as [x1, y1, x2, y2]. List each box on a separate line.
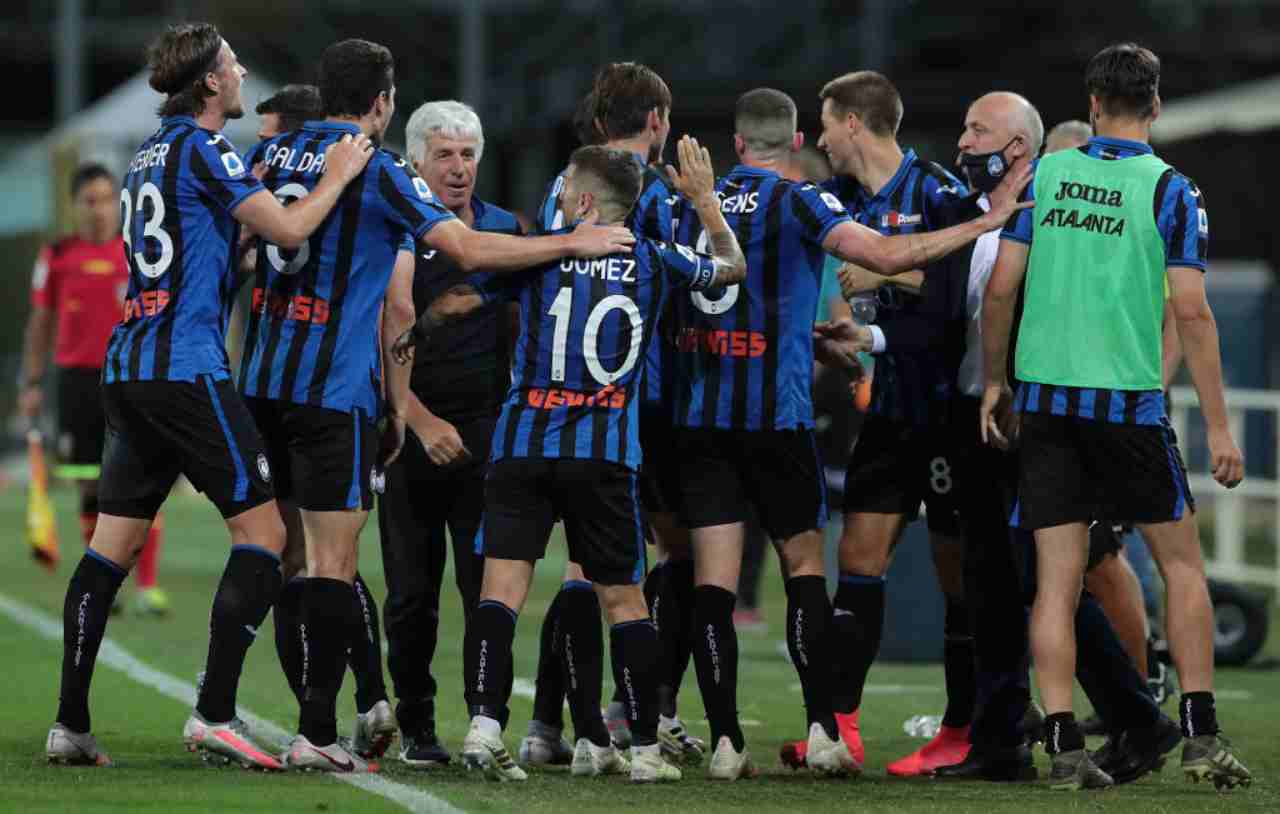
[322, 133, 375, 185]
[1207, 425, 1244, 488]
[665, 135, 717, 204]
[568, 210, 636, 257]
[984, 156, 1035, 228]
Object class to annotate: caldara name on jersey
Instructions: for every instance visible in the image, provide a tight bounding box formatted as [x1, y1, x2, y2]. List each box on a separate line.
[881, 211, 922, 228]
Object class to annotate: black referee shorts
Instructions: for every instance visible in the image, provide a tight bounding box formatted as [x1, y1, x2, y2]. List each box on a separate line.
[56, 366, 106, 467]
[1014, 413, 1195, 531]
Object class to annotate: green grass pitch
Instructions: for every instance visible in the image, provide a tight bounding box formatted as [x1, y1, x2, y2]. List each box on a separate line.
[0, 486, 1276, 812]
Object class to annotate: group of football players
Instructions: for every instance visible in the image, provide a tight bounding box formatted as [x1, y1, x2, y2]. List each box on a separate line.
[31, 20, 1252, 794]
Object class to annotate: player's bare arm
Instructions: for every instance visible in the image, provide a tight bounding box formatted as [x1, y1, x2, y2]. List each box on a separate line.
[379, 249, 417, 468]
[390, 283, 486, 365]
[1169, 266, 1243, 488]
[423, 211, 635, 274]
[978, 238, 1028, 446]
[233, 133, 375, 249]
[822, 158, 1032, 275]
[665, 135, 747, 285]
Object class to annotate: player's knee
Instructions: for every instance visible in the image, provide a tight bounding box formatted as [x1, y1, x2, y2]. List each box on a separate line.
[595, 584, 647, 625]
[778, 530, 824, 577]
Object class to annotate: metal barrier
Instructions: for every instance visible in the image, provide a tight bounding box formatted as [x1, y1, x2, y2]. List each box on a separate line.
[1168, 386, 1280, 593]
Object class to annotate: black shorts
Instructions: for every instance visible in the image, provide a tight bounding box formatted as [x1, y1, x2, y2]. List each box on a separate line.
[477, 457, 646, 585]
[245, 397, 378, 512]
[842, 415, 962, 536]
[638, 406, 681, 517]
[56, 367, 106, 469]
[99, 376, 274, 519]
[674, 427, 827, 541]
[1014, 413, 1195, 531]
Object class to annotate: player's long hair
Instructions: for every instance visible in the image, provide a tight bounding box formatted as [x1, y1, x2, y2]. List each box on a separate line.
[147, 23, 223, 118]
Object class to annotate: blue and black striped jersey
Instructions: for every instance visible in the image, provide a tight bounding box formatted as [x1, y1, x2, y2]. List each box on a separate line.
[237, 120, 456, 416]
[105, 116, 265, 384]
[671, 165, 851, 431]
[822, 150, 976, 426]
[1002, 136, 1206, 424]
[479, 236, 717, 471]
[534, 154, 678, 409]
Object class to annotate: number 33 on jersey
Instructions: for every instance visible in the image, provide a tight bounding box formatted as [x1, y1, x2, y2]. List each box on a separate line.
[106, 115, 265, 384]
[477, 237, 719, 472]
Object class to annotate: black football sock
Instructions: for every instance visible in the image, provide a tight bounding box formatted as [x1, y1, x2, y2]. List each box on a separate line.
[615, 563, 666, 709]
[297, 578, 356, 746]
[57, 551, 127, 733]
[611, 619, 660, 747]
[464, 600, 517, 721]
[941, 596, 977, 729]
[558, 581, 609, 747]
[197, 545, 283, 724]
[666, 559, 697, 702]
[785, 575, 838, 738]
[349, 572, 388, 714]
[692, 585, 743, 751]
[831, 573, 885, 714]
[273, 577, 305, 703]
[1044, 712, 1085, 755]
[1180, 691, 1220, 739]
[530, 589, 567, 730]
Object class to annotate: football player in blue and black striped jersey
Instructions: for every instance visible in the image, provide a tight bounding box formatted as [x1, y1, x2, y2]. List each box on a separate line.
[391, 138, 744, 783]
[47, 22, 377, 771]
[526, 65, 704, 769]
[672, 86, 1034, 781]
[236, 39, 636, 774]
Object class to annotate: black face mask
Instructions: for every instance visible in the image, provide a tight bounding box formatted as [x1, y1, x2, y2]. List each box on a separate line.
[958, 137, 1017, 195]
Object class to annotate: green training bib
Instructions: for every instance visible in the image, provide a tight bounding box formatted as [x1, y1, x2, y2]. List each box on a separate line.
[1016, 148, 1170, 390]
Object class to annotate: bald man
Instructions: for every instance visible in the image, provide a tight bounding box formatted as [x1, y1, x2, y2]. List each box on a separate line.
[934, 92, 1178, 785]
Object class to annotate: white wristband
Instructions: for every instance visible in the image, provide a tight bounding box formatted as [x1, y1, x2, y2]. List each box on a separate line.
[869, 325, 887, 354]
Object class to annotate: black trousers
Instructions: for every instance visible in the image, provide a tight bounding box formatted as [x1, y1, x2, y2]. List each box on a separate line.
[953, 398, 1032, 748]
[378, 415, 492, 706]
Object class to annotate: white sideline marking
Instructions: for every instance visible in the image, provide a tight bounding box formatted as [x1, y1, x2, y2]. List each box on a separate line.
[0, 593, 463, 814]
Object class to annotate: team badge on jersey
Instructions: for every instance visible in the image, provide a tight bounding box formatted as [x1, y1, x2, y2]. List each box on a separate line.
[820, 192, 846, 213]
[256, 453, 271, 482]
[412, 177, 434, 201]
[221, 151, 246, 178]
